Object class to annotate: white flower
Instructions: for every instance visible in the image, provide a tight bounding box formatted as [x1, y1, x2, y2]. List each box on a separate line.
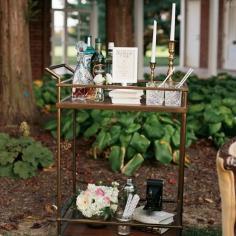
[94, 74, 105, 85]
[76, 183, 119, 219]
[105, 73, 113, 84]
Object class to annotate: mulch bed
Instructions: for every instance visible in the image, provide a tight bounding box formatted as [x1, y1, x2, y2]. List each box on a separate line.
[0, 126, 221, 235]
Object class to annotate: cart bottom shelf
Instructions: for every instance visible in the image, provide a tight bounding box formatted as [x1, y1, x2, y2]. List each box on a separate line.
[63, 223, 179, 236]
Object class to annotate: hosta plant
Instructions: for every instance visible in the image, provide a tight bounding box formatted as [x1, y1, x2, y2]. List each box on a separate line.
[0, 133, 53, 179]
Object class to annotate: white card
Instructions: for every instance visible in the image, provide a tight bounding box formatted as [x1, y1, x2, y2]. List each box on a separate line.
[112, 47, 138, 84]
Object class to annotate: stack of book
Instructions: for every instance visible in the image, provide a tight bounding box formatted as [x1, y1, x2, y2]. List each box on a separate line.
[133, 206, 174, 234]
[109, 89, 143, 104]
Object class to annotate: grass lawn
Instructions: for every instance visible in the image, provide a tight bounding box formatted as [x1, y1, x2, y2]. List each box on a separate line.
[183, 227, 221, 236]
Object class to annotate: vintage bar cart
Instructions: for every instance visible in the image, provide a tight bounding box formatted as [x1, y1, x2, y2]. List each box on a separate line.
[46, 63, 188, 236]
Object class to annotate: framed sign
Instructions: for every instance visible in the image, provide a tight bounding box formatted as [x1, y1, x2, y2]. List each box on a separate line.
[112, 47, 138, 84]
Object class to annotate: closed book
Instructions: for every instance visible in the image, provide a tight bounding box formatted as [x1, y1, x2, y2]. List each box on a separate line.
[111, 98, 141, 104]
[133, 206, 174, 224]
[109, 89, 143, 99]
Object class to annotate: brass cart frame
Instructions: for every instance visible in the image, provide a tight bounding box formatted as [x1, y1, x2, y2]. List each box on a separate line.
[46, 64, 188, 236]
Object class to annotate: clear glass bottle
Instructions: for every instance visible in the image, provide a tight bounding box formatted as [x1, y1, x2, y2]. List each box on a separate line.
[123, 179, 135, 199]
[72, 41, 95, 101]
[83, 36, 95, 72]
[91, 38, 106, 102]
[119, 179, 136, 210]
[91, 38, 105, 77]
[106, 42, 114, 75]
[116, 179, 135, 236]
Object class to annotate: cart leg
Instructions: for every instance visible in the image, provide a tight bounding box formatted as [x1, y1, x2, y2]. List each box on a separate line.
[57, 107, 62, 235]
[177, 228, 183, 236]
[176, 111, 187, 236]
[72, 109, 77, 217]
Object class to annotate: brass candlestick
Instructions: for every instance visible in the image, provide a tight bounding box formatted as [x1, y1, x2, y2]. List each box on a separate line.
[167, 40, 175, 82]
[150, 62, 156, 83]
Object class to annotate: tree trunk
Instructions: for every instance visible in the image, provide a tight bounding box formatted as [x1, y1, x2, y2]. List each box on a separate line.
[106, 0, 134, 47]
[0, 0, 37, 125]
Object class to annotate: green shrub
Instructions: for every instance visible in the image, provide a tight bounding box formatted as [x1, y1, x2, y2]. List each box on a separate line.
[0, 133, 53, 179]
[183, 227, 221, 236]
[37, 72, 236, 175]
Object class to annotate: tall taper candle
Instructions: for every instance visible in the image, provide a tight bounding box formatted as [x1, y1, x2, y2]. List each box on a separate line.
[151, 20, 157, 63]
[170, 3, 176, 41]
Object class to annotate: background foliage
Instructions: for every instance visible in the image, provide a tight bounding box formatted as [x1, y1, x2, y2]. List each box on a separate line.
[34, 72, 236, 176]
[0, 133, 53, 179]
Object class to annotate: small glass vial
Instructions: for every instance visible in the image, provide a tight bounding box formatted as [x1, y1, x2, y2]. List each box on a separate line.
[83, 35, 95, 71]
[124, 178, 135, 198]
[119, 179, 136, 212]
[116, 210, 131, 235]
[106, 42, 114, 75]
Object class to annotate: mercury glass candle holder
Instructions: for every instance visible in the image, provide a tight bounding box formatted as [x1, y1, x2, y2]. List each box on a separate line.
[146, 82, 164, 106]
[164, 82, 181, 107]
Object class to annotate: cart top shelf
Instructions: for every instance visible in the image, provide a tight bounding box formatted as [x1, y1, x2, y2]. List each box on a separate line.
[46, 64, 188, 113]
[57, 97, 188, 113]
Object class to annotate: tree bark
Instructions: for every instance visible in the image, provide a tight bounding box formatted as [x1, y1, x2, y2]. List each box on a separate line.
[0, 0, 37, 125]
[106, 0, 134, 47]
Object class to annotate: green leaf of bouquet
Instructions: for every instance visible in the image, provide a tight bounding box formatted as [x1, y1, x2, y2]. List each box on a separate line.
[13, 161, 36, 179]
[154, 140, 172, 164]
[108, 146, 125, 172]
[130, 132, 150, 153]
[121, 153, 144, 176]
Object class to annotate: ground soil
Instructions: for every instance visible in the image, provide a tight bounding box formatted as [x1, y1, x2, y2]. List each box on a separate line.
[0, 125, 221, 235]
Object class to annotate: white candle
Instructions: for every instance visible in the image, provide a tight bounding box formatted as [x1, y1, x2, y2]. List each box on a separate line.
[170, 3, 176, 41]
[151, 20, 157, 63]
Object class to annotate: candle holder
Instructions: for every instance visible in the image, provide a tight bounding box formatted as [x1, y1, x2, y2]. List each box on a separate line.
[149, 62, 156, 83]
[167, 40, 175, 82]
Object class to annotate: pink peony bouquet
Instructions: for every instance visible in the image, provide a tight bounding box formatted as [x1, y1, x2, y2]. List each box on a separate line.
[76, 182, 119, 220]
